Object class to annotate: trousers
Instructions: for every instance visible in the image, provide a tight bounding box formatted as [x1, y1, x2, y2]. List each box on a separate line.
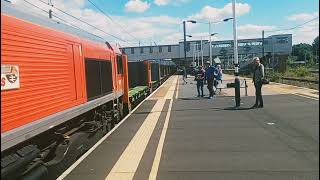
[197, 80, 204, 96]
[207, 79, 214, 97]
[254, 82, 263, 106]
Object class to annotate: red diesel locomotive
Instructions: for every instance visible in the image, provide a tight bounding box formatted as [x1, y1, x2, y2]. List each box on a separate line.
[0, 1, 173, 179]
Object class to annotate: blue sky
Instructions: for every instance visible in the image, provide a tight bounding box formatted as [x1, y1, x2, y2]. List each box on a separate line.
[13, 0, 319, 46]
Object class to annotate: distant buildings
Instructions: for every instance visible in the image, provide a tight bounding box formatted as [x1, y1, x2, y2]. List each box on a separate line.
[121, 34, 292, 68]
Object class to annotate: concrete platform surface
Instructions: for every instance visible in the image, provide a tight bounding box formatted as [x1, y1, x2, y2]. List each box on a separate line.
[59, 75, 319, 180]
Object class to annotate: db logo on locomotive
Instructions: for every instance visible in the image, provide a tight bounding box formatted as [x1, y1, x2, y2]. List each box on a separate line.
[1, 65, 20, 91]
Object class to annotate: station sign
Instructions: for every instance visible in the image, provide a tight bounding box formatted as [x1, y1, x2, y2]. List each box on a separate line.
[1, 64, 20, 91]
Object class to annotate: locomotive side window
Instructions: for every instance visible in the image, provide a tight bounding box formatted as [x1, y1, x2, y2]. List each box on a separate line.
[85, 58, 113, 101]
[117, 55, 123, 74]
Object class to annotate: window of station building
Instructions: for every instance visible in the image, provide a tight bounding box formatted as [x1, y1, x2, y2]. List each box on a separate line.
[150, 47, 153, 53]
[117, 55, 123, 74]
[214, 43, 231, 48]
[238, 42, 248, 47]
[251, 41, 262, 46]
[159, 46, 162, 53]
[140, 47, 144, 54]
[238, 41, 262, 46]
[276, 37, 288, 44]
[168, 45, 171, 52]
[131, 48, 134, 54]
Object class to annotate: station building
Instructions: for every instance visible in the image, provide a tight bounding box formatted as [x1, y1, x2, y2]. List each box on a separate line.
[120, 34, 292, 69]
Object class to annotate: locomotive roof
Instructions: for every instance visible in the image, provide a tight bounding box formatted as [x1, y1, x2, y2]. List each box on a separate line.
[1, 0, 110, 46]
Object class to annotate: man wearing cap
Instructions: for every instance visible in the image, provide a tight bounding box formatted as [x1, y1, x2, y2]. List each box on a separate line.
[205, 61, 215, 99]
[252, 57, 265, 108]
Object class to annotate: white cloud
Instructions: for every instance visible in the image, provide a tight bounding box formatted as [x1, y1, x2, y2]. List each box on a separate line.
[238, 24, 276, 33]
[12, 0, 288, 46]
[292, 21, 319, 44]
[10, 0, 183, 46]
[287, 12, 319, 22]
[154, 0, 190, 6]
[125, 0, 150, 13]
[286, 12, 319, 44]
[154, 0, 171, 6]
[142, 15, 181, 24]
[189, 3, 250, 22]
[237, 24, 276, 39]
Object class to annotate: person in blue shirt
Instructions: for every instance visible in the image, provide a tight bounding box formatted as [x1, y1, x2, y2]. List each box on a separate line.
[213, 64, 223, 92]
[204, 61, 216, 99]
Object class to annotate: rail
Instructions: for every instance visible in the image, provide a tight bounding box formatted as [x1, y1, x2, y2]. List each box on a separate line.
[281, 77, 319, 84]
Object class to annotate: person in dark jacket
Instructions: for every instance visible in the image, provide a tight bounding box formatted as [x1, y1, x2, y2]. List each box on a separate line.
[252, 57, 265, 108]
[205, 61, 215, 99]
[195, 66, 205, 97]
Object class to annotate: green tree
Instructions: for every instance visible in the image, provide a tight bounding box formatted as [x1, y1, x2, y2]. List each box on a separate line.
[292, 43, 314, 65]
[312, 36, 319, 64]
[312, 36, 319, 55]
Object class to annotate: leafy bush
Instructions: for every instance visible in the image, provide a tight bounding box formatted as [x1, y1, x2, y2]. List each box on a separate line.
[287, 66, 311, 77]
[266, 71, 282, 82]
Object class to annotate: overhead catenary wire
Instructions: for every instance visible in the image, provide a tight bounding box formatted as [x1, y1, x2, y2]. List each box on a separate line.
[265, 17, 319, 33]
[22, 0, 109, 42]
[22, 0, 49, 14]
[86, 0, 140, 43]
[52, 13, 106, 40]
[36, 0, 130, 43]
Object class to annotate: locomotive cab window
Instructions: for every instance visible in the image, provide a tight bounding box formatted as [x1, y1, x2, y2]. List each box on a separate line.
[117, 55, 123, 74]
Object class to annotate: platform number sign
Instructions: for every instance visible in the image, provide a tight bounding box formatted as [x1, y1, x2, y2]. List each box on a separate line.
[1, 65, 20, 91]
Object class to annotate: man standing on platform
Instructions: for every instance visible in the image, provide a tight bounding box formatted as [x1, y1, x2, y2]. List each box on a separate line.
[252, 57, 265, 108]
[205, 61, 215, 99]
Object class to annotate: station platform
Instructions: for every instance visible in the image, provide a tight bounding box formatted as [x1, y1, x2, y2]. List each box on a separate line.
[58, 75, 319, 180]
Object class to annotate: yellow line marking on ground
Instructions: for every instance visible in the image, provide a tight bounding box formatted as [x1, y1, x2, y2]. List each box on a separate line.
[165, 76, 178, 99]
[148, 98, 173, 180]
[175, 76, 179, 99]
[148, 77, 177, 180]
[105, 76, 177, 180]
[57, 75, 170, 180]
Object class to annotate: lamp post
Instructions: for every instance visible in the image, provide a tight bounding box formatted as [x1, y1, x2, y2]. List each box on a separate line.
[183, 21, 196, 68]
[232, 0, 241, 107]
[209, 33, 218, 65]
[187, 18, 233, 65]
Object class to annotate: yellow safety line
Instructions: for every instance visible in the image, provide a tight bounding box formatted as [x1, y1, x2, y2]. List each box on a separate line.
[104, 76, 177, 180]
[165, 77, 178, 99]
[175, 76, 179, 99]
[148, 77, 177, 180]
